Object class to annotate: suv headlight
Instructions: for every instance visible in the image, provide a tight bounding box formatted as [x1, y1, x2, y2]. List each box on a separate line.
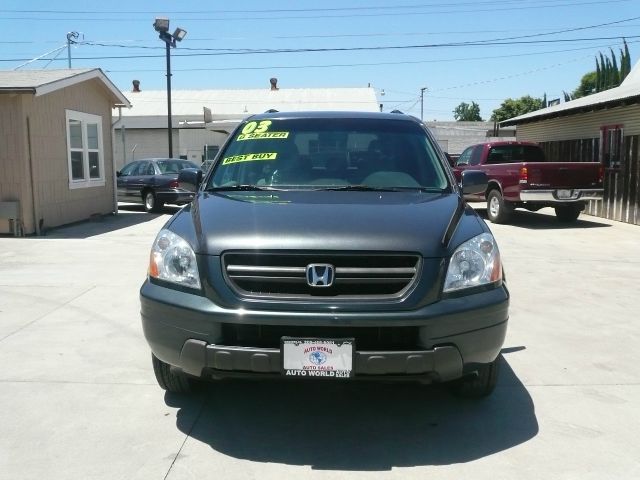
[148, 229, 201, 290]
[443, 232, 502, 293]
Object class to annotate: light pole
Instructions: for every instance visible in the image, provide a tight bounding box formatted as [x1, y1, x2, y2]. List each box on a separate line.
[153, 17, 187, 158]
[420, 87, 427, 121]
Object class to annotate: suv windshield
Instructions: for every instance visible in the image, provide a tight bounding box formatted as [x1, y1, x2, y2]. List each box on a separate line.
[207, 118, 449, 191]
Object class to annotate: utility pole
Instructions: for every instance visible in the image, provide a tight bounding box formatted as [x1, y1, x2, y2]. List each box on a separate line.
[66, 32, 79, 68]
[420, 87, 427, 121]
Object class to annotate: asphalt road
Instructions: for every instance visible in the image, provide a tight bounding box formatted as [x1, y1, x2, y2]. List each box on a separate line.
[1, 205, 639, 479]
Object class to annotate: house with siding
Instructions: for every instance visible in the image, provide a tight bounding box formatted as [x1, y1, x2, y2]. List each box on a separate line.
[0, 69, 130, 235]
[501, 62, 640, 225]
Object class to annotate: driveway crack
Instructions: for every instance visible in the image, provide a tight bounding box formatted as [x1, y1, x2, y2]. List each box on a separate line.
[0, 285, 96, 343]
[164, 394, 208, 480]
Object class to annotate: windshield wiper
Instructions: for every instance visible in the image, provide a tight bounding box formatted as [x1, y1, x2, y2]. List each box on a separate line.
[205, 184, 280, 192]
[316, 185, 445, 192]
[315, 185, 394, 192]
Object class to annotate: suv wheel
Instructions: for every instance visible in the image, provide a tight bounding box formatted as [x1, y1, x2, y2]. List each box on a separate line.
[555, 204, 582, 222]
[449, 358, 500, 398]
[486, 189, 513, 224]
[151, 354, 192, 393]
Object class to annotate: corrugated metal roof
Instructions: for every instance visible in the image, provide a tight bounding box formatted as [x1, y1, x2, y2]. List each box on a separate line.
[0, 68, 130, 106]
[501, 60, 640, 126]
[120, 87, 379, 117]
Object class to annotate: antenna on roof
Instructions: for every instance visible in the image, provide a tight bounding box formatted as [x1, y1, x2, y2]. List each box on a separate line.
[390, 109, 404, 114]
[264, 109, 279, 113]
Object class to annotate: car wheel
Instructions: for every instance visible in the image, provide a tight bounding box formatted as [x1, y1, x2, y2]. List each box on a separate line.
[449, 358, 500, 398]
[143, 190, 163, 213]
[555, 204, 582, 222]
[151, 354, 192, 394]
[486, 189, 513, 224]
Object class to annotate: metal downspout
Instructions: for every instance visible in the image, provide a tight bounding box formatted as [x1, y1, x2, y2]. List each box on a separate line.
[26, 116, 41, 236]
[112, 106, 121, 215]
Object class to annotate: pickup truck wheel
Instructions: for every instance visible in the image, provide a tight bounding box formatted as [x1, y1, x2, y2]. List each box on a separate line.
[487, 190, 513, 224]
[143, 190, 164, 213]
[555, 205, 582, 222]
[151, 354, 192, 394]
[448, 358, 500, 398]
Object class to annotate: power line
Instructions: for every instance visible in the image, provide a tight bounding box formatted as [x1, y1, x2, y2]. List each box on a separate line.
[0, 0, 631, 22]
[0, 0, 602, 14]
[4, 22, 639, 45]
[103, 40, 640, 73]
[3, 35, 634, 66]
[74, 16, 640, 53]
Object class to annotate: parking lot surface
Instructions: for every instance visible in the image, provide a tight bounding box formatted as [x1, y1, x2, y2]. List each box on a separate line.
[1, 206, 639, 479]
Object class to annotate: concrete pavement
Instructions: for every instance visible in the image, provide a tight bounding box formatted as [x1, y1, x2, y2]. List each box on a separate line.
[0, 206, 638, 479]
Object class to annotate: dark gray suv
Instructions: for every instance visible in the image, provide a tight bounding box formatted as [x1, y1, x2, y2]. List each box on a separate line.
[141, 111, 509, 397]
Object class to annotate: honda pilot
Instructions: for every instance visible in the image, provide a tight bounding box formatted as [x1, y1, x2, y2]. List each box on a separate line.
[140, 111, 509, 398]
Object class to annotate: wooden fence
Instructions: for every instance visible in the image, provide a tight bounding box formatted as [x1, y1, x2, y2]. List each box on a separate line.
[538, 136, 640, 225]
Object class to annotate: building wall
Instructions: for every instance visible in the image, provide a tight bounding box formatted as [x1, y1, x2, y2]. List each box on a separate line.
[178, 128, 229, 163]
[19, 79, 116, 234]
[515, 104, 640, 142]
[113, 127, 229, 168]
[114, 128, 179, 169]
[425, 121, 515, 154]
[0, 95, 28, 234]
[514, 104, 640, 226]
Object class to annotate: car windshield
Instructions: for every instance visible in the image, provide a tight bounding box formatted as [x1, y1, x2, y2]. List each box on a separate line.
[207, 118, 449, 191]
[156, 159, 198, 174]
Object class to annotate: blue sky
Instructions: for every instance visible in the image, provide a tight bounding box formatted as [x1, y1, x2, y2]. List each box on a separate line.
[1, 0, 638, 120]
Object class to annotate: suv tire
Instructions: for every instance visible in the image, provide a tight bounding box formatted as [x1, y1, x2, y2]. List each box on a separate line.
[486, 189, 513, 224]
[449, 357, 500, 398]
[151, 354, 192, 393]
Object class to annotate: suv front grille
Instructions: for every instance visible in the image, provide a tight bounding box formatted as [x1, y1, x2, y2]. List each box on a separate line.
[222, 252, 420, 299]
[222, 324, 420, 350]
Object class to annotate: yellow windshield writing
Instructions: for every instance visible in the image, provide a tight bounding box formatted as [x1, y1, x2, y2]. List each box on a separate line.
[236, 131, 290, 141]
[221, 152, 278, 165]
[242, 120, 272, 135]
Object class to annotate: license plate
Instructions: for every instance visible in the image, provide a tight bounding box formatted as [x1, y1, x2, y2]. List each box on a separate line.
[557, 189, 572, 199]
[282, 338, 354, 378]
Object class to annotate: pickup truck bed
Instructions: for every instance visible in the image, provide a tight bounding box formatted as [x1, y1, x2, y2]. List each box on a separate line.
[453, 142, 604, 223]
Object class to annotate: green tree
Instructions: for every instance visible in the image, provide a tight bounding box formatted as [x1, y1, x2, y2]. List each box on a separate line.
[592, 40, 632, 93]
[490, 95, 545, 122]
[453, 101, 483, 121]
[573, 71, 597, 98]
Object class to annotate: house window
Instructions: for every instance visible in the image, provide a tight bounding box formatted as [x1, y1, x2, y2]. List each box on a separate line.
[66, 110, 105, 188]
[600, 125, 623, 169]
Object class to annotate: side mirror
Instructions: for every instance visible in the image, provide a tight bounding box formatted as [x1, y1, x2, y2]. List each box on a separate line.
[461, 170, 488, 195]
[178, 168, 203, 192]
[116, 171, 121, 177]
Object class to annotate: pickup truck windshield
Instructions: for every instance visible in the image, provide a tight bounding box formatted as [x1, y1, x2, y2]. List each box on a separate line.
[487, 145, 545, 163]
[208, 118, 449, 191]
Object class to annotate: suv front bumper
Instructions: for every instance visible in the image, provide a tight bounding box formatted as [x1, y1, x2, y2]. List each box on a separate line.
[140, 280, 509, 382]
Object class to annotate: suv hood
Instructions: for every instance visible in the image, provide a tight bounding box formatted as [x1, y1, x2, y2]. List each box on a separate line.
[171, 190, 483, 258]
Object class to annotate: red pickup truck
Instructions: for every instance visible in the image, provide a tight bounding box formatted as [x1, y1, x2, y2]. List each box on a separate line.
[452, 141, 604, 223]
